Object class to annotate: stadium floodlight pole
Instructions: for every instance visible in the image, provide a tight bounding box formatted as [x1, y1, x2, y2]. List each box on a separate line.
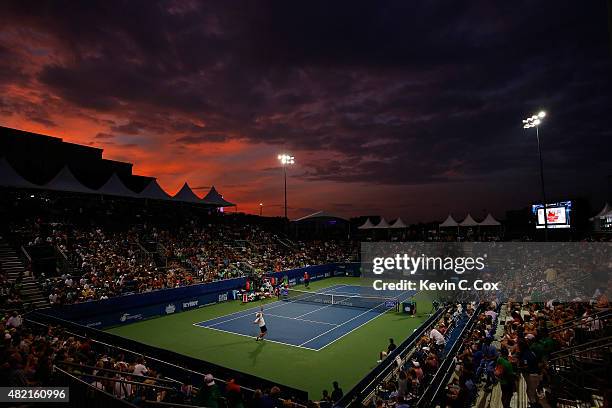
[259, 203, 263, 216]
[277, 154, 295, 219]
[523, 111, 548, 241]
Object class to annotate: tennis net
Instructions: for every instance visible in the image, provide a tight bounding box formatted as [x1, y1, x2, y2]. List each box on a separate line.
[281, 288, 398, 311]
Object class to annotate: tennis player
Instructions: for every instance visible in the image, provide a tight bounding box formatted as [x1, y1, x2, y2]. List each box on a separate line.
[254, 306, 267, 341]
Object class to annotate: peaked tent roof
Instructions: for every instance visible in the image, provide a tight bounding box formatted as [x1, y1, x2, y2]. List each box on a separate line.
[201, 185, 236, 207]
[389, 218, 407, 228]
[138, 179, 172, 200]
[358, 218, 376, 229]
[479, 213, 501, 226]
[173, 182, 201, 203]
[44, 166, 95, 194]
[0, 157, 39, 189]
[459, 214, 479, 227]
[590, 202, 612, 220]
[293, 210, 347, 222]
[373, 218, 390, 228]
[96, 173, 137, 197]
[439, 214, 458, 227]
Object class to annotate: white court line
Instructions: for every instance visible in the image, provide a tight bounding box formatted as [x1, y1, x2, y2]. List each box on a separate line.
[314, 306, 393, 350]
[194, 284, 406, 351]
[265, 313, 339, 326]
[299, 289, 413, 349]
[192, 323, 319, 351]
[299, 305, 381, 347]
[295, 303, 335, 318]
[198, 284, 352, 328]
[312, 290, 417, 351]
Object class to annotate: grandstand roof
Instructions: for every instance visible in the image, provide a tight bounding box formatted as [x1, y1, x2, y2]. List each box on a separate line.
[173, 182, 201, 203]
[202, 185, 236, 207]
[439, 214, 458, 227]
[44, 166, 95, 194]
[139, 179, 172, 200]
[0, 157, 39, 189]
[358, 218, 376, 229]
[459, 214, 479, 227]
[96, 173, 137, 197]
[292, 210, 348, 222]
[389, 218, 407, 228]
[479, 213, 501, 226]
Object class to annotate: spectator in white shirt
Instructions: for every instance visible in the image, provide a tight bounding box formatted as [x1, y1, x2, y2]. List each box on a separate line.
[133, 357, 148, 376]
[429, 326, 446, 352]
[6, 311, 22, 328]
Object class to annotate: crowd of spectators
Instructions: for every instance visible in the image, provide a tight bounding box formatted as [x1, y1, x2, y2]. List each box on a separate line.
[0, 273, 23, 311]
[370, 303, 472, 407]
[0, 312, 298, 408]
[442, 299, 610, 408]
[9, 219, 354, 306]
[37, 227, 196, 305]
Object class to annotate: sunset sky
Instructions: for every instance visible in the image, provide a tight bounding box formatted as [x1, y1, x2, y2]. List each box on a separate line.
[0, 1, 610, 221]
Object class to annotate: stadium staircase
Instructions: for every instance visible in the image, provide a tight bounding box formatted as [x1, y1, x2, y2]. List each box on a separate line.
[0, 239, 48, 309]
[275, 234, 296, 249]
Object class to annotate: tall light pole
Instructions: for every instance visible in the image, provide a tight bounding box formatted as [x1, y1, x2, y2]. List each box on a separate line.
[277, 154, 295, 219]
[523, 111, 548, 241]
[259, 203, 263, 216]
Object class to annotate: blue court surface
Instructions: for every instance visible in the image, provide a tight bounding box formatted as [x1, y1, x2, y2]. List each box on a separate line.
[194, 284, 415, 351]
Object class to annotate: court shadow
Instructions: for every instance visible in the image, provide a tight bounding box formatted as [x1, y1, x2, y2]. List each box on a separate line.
[248, 341, 266, 366]
[204, 339, 254, 350]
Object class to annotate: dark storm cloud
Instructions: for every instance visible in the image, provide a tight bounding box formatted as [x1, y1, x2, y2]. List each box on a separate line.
[94, 133, 116, 139]
[0, 0, 610, 212]
[174, 134, 228, 144]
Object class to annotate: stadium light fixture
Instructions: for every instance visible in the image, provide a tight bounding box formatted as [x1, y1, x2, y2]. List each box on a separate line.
[278, 154, 295, 219]
[259, 202, 263, 216]
[522, 111, 548, 240]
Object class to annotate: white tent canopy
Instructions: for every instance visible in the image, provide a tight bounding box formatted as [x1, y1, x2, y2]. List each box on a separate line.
[439, 214, 458, 228]
[373, 218, 390, 228]
[138, 179, 172, 200]
[358, 218, 376, 229]
[479, 213, 501, 226]
[590, 203, 611, 221]
[0, 157, 39, 189]
[44, 166, 94, 194]
[390, 218, 407, 228]
[201, 185, 236, 207]
[173, 182, 201, 203]
[459, 214, 479, 227]
[96, 173, 137, 197]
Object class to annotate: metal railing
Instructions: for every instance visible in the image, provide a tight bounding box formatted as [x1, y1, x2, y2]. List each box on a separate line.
[25, 312, 309, 402]
[53, 365, 138, 408]
[417, 305, 485, 407]
[335, 307, 447, 408]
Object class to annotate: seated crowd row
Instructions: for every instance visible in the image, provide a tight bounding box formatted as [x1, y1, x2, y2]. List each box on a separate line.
[10, 220, 354, 306]
[0, 312, 301, 408]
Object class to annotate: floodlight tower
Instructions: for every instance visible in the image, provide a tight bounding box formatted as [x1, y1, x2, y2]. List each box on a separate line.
[277, 154, 295, 219]
[523, 111, 548, 241]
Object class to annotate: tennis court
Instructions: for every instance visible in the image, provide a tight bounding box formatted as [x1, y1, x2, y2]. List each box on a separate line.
[194, 284, 415, 351]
